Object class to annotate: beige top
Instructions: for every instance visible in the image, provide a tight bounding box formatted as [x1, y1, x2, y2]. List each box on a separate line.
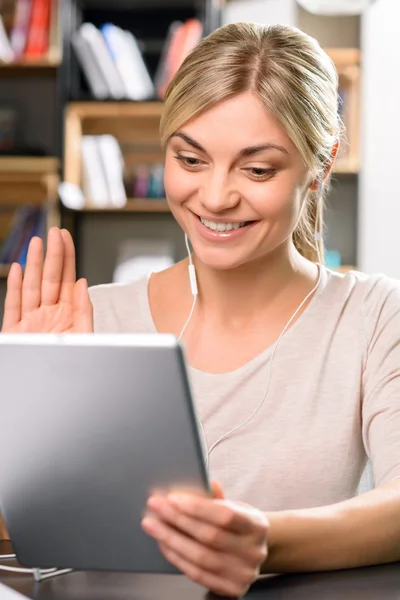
[89, 267, 400, 512]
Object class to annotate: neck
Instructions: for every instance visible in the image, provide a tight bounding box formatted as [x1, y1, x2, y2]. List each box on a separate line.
[191, 242, 318, 327]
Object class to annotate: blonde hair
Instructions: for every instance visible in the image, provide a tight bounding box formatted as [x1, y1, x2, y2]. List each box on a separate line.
[160, 23, 342, 263]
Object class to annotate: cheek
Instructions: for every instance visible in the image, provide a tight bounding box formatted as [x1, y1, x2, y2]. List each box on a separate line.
[164, 160, 196, 205]
[251, 178, 303, 225]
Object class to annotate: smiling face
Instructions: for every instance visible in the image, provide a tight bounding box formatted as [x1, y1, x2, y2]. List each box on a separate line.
[164, 91, 312, 271]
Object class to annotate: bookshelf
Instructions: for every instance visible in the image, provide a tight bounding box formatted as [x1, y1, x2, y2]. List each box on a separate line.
[64, 101, 164, 193]
[0, 1, 64, 298]
[0, 156, 60, 278]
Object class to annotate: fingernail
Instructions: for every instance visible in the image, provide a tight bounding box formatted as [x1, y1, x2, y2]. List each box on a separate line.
[147, 496, 165, 511]
[142, 516, 158, 533]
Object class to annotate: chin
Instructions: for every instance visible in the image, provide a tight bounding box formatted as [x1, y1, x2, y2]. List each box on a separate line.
[192, 246, 253, 271]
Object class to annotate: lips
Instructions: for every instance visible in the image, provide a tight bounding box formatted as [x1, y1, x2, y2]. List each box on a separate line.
[192, 211, 259, 242]
[199, 216, 254, 232]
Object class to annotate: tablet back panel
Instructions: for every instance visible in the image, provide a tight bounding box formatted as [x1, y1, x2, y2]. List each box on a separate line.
[0, 334, 209, 573]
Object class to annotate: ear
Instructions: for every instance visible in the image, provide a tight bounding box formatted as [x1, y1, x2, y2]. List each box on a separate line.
[309, 140, 340, 191]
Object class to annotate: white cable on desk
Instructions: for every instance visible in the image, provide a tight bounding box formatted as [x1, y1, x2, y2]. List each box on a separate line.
[0, 565, 58, 574]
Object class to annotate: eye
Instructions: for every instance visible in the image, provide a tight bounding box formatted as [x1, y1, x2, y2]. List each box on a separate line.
[174, 155, 204, 168]
[244, 167, 277, 180]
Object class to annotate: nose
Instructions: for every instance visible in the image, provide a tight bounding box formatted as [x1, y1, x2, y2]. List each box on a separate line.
[199, 169, 240, 214]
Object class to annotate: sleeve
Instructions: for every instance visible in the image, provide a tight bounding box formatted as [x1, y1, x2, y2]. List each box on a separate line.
[361, 276, 400, 487]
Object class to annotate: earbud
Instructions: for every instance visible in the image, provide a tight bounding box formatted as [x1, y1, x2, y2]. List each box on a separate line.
[178, 234, 198, 341]
[185, 233, 198, 296]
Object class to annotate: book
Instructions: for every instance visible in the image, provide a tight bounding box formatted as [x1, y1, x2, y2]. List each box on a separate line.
[77, 23, 126, 99]
[24, 0, 51, 57]
[47, 0, 60, 63]
[97, 135, 127, 208]
[72, 28, 110, 99]
[154, 20, 181, 97]
[156, 18, 203, 99]
[101, 23, 154, 101]
[0, 14, 15, 62]
[0, 205, 42, 265]
[81, 135, 110, 208]
[0, 206, 30, 264]
[9, 206, 40, 264]
[17, 205, 46, 266]
[10, 0, 32, 58]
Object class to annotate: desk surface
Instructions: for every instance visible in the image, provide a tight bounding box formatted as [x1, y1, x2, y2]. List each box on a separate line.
[1, 542, 400, 599]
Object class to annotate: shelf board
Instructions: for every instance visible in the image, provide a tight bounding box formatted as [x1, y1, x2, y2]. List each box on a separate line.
[67, 101, 163, 119]
[79, 198, 170, 213]
[0, 57, 60, 76]
[0, 156, 60, 174]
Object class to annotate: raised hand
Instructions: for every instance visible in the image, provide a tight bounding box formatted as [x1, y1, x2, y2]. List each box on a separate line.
[1, 227, 93, 333]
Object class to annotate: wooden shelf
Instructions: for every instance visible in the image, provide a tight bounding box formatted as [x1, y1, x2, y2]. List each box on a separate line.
[67, 101, 163, 119]
[79, 198, 170, 213]
[0, 57, 60, 71]
[0, 156, 59, 174]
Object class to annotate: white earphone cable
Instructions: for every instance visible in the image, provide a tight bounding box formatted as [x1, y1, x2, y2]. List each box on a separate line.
[181, 191, 323, 468]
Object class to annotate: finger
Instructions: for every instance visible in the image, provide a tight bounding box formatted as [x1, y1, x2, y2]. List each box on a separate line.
[21, 237, 43, 316]
[2, 263, 23, 330]
[72, 279, 94, 333]
[147, 496, 238, 553]
[41, 228, 64, 306]
[167, 494, 257, 535]
[211, 480, 225, 500]
[142, 516, 227, 575]
[158, 541, 251, 598]
[59, 229, 76, 304]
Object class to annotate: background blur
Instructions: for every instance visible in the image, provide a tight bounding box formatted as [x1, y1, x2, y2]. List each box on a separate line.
[0, 0, 396, 320]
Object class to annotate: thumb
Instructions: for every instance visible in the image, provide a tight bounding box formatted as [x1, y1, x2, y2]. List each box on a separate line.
[210, 480, 225, 500]
[72, 278, 94, 332]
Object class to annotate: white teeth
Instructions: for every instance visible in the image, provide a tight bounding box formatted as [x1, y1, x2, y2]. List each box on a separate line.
[200, 218, 247, 232]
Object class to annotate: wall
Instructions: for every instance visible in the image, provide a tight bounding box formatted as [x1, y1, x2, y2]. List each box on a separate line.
[358, 0, 400, 277]
[223, 0, 297, 26]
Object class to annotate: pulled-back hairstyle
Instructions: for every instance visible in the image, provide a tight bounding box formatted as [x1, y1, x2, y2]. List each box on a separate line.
[160, 22, 342, 262]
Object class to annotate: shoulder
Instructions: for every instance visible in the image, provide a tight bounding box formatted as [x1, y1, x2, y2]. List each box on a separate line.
[322, 266, 399, 302]
[322, 267, 400, 338]
[88, 275, 154, 333]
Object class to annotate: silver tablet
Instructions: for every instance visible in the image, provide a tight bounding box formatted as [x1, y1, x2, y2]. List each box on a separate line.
[0, 334, 210, 574]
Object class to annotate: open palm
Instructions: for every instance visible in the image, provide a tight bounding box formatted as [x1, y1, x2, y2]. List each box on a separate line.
[2, 227, 93, 333]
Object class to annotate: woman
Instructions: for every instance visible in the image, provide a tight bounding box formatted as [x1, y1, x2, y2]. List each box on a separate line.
[2, 22, 400, 598]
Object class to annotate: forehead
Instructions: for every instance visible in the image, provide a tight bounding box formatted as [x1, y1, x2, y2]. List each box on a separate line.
[178, 92, 296, 155]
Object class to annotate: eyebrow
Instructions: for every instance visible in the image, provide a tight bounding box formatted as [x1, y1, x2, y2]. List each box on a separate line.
[171, 132, 289, 157]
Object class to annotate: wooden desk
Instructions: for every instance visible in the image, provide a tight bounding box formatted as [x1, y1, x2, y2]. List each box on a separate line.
[1, 542, 400, 599]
